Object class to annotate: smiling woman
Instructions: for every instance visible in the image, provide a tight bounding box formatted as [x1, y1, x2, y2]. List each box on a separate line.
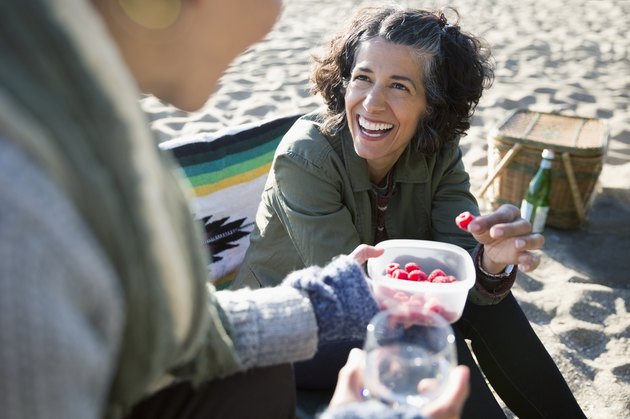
[234, 4, 587, 419]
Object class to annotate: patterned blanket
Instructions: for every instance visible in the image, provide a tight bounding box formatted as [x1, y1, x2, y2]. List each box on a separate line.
[160, 114, 302, 289]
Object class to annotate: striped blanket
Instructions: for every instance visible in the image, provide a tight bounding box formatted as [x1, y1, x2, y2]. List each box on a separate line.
[160, 114, 301, 289]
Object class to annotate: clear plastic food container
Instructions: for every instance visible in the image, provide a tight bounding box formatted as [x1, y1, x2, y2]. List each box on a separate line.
[367, 239, 475, 323]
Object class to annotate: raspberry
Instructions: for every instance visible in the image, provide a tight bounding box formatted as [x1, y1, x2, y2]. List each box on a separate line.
[404, 262, 422, 273]
[386, 263, 457, 284]
[409, 294, 425, 304]
[455, 211, 475, 232]
[407, 269, 428, 282]
[391, 268, 408, 280]
[432, 275, 457, 283]
[426, 303, 445, 316]
[427, 269, 447, 282]
[407, 299, 425, 313]
[392, 291, 410, 302]
[386, 262, 401, 276]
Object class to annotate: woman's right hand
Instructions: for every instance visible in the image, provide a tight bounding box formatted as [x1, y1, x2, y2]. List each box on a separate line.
[469, 204, 544, 273]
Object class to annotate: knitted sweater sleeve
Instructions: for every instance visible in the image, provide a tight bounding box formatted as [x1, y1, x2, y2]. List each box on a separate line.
[0, 141, 124, 419]
[215, 286, 319, 370]
[216, 255, 378, 371]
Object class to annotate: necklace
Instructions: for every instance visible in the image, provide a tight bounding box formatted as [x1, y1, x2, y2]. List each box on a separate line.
[373, 170, 395, 242]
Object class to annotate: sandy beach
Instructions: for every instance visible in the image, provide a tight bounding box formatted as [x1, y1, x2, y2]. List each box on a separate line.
[142, 0, 630, 417]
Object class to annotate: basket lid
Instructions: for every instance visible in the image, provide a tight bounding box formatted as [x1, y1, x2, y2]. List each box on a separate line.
[494, 109, 608, 154]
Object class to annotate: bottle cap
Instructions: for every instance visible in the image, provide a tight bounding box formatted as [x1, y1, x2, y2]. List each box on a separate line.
[542, 149, 555, 160]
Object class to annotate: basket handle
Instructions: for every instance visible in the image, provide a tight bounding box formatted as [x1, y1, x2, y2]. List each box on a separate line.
[561, 152, 587, 225]
[477, 143, 523, 198]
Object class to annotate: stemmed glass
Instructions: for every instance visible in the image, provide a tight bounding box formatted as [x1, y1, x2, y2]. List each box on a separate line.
[362, 308, 457, 409]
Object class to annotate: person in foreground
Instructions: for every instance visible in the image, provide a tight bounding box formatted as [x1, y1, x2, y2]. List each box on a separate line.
[235, 5, 587, 419]
[0, 1, 467, 419]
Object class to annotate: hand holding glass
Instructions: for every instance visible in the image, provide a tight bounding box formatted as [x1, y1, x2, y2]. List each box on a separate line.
[362, 309, 457, 409]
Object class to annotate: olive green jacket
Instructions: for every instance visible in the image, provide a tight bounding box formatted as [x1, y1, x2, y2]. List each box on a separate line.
[235, 111, 511, 304]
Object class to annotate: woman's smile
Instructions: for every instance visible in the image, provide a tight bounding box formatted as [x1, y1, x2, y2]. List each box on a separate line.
[356, 115, 394, 139]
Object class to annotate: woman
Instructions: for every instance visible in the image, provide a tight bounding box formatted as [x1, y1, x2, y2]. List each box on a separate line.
[235, 5, 586, 419]
[0, 1, 468, 419]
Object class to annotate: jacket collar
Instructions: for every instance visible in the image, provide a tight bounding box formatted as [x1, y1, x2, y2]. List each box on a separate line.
[340, 126, 430, 192]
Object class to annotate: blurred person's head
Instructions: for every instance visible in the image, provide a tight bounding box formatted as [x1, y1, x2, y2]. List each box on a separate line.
[94, 0, 282, 111]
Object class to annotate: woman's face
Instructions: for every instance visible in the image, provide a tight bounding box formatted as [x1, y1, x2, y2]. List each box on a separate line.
[344, 38, 427, 183]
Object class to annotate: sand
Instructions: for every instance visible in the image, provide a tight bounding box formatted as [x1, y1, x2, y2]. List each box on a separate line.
[141, 0, 630, 417]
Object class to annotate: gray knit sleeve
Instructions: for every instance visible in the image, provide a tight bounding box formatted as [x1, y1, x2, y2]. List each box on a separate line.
[0, 141, 124, 419]
[216, 255, 378, 370]
[215, 286, 318, 370]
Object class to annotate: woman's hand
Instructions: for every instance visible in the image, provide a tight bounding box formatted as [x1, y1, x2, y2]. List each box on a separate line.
[328, 348, 366, 407]
[422, 363, 470, 419]
[329, 348, 470, 419]
[348, 244, 384, 266]
[468, 204, 544, 273]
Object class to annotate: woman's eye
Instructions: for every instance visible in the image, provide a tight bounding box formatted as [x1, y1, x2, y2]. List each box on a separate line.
[349, 78, 369, 89]
[391, 82, 409, 91]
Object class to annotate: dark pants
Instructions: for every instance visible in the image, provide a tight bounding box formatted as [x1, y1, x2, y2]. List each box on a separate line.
[127, 364, 296, 419]
[457, 292, 586, 419]
[293, 293, 587, 419]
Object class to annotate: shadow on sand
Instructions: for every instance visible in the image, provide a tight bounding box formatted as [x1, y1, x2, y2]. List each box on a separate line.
[542, 187, 630, 290]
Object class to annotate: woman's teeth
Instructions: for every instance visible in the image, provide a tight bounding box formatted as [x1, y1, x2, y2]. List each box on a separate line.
[358, 116, 393, 133]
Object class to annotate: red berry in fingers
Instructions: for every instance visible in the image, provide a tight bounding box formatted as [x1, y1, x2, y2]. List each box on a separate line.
[427, 269, 447, 282]
[405, 262, 422, 273]
[455, 211, 475, 232]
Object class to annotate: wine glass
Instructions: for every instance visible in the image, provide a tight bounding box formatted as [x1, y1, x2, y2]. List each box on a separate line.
[362, 308, 457, 409]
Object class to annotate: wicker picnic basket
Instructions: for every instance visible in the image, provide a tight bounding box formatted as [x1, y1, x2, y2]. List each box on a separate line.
[479, 109, 609, 229]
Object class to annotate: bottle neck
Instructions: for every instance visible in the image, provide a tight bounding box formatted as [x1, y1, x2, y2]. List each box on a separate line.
[540, 158, 552, 169]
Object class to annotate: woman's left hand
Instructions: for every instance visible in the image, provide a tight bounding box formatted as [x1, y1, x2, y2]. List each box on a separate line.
[348, 244, 384, 266]
[468, 204, 544, 273]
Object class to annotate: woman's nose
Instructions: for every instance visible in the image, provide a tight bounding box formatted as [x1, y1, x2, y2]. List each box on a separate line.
[362, 86, 387, 112]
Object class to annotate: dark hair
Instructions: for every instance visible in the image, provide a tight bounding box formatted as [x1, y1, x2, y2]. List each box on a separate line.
[310, 5, 495, 154]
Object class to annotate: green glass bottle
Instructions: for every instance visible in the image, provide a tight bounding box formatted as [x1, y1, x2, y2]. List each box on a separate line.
[520, 149, 554, 233]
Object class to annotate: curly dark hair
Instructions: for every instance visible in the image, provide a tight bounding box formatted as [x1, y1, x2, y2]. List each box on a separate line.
[310, 5, 495, 154]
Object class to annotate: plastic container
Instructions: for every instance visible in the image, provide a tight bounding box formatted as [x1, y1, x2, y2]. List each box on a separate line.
[367, 240, 475, 323]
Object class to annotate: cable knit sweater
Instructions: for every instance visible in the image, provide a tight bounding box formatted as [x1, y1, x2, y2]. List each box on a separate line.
[0, 137, 396, 419]
[0, 138, 319, 418]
